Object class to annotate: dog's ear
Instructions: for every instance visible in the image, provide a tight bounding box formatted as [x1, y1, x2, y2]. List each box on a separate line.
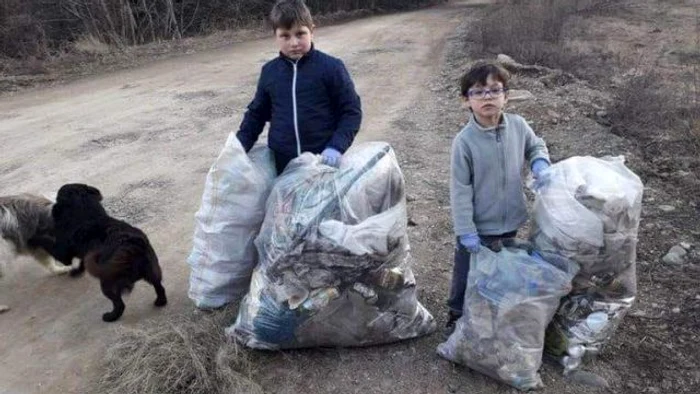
[86, 186, 103, 201]
[56, 184, 75, 202]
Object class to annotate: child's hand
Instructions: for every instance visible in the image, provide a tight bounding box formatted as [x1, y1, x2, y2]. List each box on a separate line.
[459, 233, 481, 253]
[531, 158, 550, 177]
[321, 148, 342, 167]
[531, 159, 552, 190]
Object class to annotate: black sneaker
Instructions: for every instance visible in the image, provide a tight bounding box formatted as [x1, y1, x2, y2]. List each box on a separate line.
[442, 312, 461, 339]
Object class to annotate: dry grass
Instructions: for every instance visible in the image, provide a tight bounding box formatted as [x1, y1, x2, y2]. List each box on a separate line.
[687, 9, 700, 152]
[473, 0, 628, 79]
[609, 71, 675, 140]
[609, 68, 700, 185]
[93, 308, 262, 394]
[73, 35, 113, 55]
[1, 0, 445, 60]
[0, 0, 445, 93]
[610, 6, 700, 159]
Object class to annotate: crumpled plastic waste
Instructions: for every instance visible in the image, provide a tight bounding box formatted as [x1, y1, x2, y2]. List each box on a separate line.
[228, 142, 436, 349]
[530, 156, 643, 372]
[437, 241, 579, 391]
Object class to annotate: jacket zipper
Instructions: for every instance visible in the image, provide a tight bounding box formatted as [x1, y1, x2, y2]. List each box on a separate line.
[291, 60, 301, 157]
[497, 128, 508, 227]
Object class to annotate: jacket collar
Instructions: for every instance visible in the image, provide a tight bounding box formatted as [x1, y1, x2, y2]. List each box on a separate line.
[468, 113, 508, 133]
[279, 43, 316, 65]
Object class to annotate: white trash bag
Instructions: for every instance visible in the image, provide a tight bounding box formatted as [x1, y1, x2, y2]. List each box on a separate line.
[187, 133, 276, 309]
[530, 156, 643, 372]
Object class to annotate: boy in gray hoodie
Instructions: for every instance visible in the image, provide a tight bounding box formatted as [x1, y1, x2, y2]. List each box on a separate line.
[446, 62, 551, 335]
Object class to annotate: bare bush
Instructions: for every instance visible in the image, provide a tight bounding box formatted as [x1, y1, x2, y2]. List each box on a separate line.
[610, 72, 675, 139]
[611, 7, 700, 157]
[474, 0, 626, 77]
[0, 1, 47, 58]
[0, 0, 82, 59]
[0, 0, 444, 59]
[610, 70, 700, 165]
[688, 8, 700, 152]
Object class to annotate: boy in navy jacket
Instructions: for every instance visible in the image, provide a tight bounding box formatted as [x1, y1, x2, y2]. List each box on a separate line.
[236, 0, 363, 175]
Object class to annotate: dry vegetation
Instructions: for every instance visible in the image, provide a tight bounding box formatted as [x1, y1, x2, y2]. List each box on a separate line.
[0, 0, 440, 59]
[610, 71, 700, 162]
[93, 308, 262, 394]
[0, 0, 444, 92]
[474, 0, 627, 80]
[607, 7, 700, 180]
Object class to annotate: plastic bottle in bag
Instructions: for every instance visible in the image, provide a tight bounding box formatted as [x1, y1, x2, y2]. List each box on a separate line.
[352, 282, 379, 304]
[300, 288, 340, 312]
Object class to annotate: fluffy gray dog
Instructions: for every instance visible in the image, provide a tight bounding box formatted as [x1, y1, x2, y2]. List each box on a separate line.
[0, 193, 72, 278]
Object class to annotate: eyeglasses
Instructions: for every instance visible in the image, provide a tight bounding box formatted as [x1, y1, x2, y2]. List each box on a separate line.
[466, 87, 508, 99]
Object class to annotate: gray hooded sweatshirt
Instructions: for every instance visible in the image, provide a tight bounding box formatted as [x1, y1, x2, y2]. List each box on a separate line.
[450, 113, 550, 236]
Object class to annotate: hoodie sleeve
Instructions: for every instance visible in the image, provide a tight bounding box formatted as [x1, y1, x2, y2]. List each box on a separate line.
[326, 59, 362, 153]
[236, 66, 271, 152]
[450, 135, 477, 236]
[521, 116, 550, 166]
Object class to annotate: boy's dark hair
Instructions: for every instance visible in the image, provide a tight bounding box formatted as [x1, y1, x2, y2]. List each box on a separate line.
[459, 62, 511, 97]
[270, 0, 314, 32]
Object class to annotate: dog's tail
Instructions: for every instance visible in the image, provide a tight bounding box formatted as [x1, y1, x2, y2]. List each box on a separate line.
[0, 206, 22, 249]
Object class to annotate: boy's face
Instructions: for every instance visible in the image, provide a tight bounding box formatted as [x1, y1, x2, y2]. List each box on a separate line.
[275, 24, 314, 60]
[463, 75, 508, 120]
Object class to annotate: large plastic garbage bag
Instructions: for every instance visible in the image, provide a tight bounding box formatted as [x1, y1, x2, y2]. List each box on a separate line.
[187, 133, 276, 309]
[437, 241, 579, 390]
[530, 156, 643, 372]
[228, 142, 436, 349]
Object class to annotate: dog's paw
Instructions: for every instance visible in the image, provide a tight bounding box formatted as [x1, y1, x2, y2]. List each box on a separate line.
[102, 311, 121, 322]
[154, 297, 168, 307]
[52, 265, 74, 275]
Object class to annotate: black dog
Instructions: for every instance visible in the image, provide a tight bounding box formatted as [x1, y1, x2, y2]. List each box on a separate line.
[37, 183, 167, 322]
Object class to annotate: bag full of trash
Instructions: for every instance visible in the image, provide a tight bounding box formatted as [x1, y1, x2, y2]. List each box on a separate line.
[437, 242, 579, 391]
[228, 142, 436, 349]
[529, 156, 643, 371]
[544, 292, 634, 373]
[187, 133, 276, 310]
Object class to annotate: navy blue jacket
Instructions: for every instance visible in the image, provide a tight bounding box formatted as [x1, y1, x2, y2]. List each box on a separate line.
[236, 46, 362, 158]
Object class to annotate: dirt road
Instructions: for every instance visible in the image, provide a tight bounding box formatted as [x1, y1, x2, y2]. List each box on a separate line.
[0, 2, 498, 393]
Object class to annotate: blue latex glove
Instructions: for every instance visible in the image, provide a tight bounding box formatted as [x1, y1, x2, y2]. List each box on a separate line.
[531, 158, 550, 177]
[531, 158, 551, 190]
[321, 147, 342, 168]
[459, 233, 481, 253]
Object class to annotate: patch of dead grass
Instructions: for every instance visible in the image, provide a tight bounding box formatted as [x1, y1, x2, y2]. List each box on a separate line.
[93, 308, 262, 394]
